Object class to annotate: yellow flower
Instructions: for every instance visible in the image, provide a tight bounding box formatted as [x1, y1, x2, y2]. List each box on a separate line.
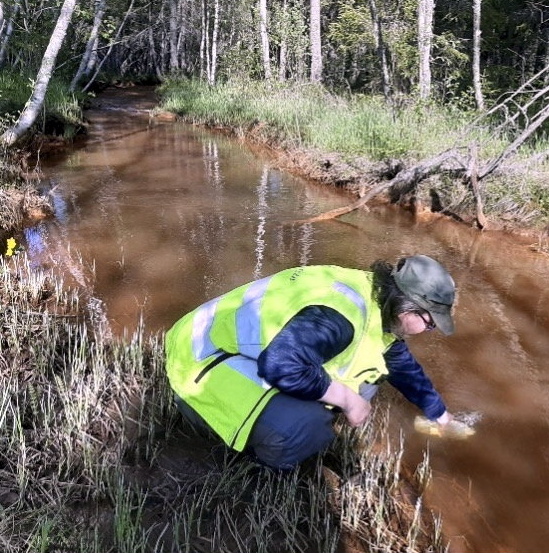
[5, 237, 16, 256]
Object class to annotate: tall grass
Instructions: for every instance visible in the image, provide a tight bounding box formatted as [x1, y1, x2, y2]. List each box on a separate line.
[0, 70, 84, 137]
[0, 250, 447, 552]
[158, 78, 502, 161]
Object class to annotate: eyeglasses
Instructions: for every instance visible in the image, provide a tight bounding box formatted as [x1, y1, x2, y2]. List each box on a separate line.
[417, 311, 436, 331]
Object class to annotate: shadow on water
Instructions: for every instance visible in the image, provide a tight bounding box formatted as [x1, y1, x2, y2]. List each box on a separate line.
[32, 86, 549, 553]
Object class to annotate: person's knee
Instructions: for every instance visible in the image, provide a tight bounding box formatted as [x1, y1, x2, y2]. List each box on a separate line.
[248, 395, 335, 470]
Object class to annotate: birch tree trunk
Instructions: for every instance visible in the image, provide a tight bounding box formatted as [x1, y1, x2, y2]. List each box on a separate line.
[259, 0, 271, 79]
[169, 0, 179, 71]
[278, 0, 288, 80]
[472, 0, 484, 110]
[208, 0, 219, 85]
[1, 0, 78, 147]
[418, 0, 435, 100]
[200, 0, 206, 79]
[70, 0, 106, 91]
[309, 0, 322, 82]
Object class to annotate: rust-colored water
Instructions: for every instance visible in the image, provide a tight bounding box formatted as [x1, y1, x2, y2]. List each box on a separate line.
[35, 87, 549, 553]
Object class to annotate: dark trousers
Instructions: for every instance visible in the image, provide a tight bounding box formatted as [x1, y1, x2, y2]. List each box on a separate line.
[175, 393, 335, 470]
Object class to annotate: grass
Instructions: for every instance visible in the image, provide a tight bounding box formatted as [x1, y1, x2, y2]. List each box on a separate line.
[157, 78, 502, 161]
[0, 249, 448, 553]
[0, 70, 85, 139]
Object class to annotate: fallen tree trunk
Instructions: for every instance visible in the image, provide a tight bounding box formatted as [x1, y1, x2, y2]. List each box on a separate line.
[466, 142, 488, 229]
[293, 147, 467, 224]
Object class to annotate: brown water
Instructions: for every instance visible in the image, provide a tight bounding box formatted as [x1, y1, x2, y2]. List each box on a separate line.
[35, 87, 549, 553]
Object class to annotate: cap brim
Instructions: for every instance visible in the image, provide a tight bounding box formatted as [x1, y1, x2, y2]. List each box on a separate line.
[429, 307, 455, 336]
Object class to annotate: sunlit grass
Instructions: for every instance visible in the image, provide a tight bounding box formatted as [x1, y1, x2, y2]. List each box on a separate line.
[158, 78, 505, 160]
[0, 250, 447, 552]
[0, 70, 84, 137]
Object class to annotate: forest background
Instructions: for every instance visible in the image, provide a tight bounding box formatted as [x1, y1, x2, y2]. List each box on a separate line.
[0, 1, 549, 552]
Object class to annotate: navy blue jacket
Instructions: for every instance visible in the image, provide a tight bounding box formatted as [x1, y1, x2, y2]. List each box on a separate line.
[257, 305, 446, 420]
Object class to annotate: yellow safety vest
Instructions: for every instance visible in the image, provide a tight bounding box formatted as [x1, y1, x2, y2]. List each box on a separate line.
[165, 265, 396, 450]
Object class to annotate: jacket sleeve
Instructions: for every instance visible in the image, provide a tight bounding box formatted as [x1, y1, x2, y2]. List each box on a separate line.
[383, 339, 446, 420]
[257, 305, 354, 400]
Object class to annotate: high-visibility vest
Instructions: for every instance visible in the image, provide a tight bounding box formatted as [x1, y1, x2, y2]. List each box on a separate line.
[165, 265, 396, 451]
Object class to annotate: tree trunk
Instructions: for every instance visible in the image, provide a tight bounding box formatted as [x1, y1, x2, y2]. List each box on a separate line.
[148, 4, 162, 80]
[368, 0, 391, 99]
[81, 0, 136, 92]
[208, 0, 219, 85]
[200, 0, 206, 79]
[70, 0, 106, 91]
[293, 148, 466, 224]
[169, 0, 180, 71]
[278, 0, 287, 81]
[417, 0, 435, 100]
[466, 142, 487, 228]
[0, 0, 20, 68]
[259, 0, 271, 80]
[1, 0, 78, 147]
[309, 0, 322, 82]
[472, 0, 484, 110]
[480, 102, 549, 179]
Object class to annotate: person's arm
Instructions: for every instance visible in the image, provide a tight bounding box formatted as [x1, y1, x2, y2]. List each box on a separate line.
[383, 339, 451, 423]
[257, 305, 352, 399]
[319, 380, 372, 426]
[257, 305, 371, 425]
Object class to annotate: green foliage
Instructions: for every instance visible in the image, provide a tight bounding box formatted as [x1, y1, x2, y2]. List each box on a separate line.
[327, 1, 373, 53]
[431, 31, 470, 102]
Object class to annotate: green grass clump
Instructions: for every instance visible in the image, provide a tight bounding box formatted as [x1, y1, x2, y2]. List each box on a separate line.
[0, 70, 85, 138]
[0, 250, 447, 553]
[158, 78, 500, 161]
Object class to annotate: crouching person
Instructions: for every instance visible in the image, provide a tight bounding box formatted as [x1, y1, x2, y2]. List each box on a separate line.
[165, 255, 456, 470]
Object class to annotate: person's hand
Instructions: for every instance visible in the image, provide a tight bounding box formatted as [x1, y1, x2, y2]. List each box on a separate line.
[320, 381, 372, 427]
[436, 410, 453, 425]
[415, 412, 475, 439]
[343, 394, 372, 427]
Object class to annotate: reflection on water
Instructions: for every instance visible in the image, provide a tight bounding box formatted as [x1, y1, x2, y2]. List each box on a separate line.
[34, 87, 549, 553]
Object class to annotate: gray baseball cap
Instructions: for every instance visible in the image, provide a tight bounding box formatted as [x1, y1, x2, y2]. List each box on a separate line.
[392, 255, 456, 335]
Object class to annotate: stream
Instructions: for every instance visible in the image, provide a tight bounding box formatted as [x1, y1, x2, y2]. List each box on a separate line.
[33, 86, 549, 553]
